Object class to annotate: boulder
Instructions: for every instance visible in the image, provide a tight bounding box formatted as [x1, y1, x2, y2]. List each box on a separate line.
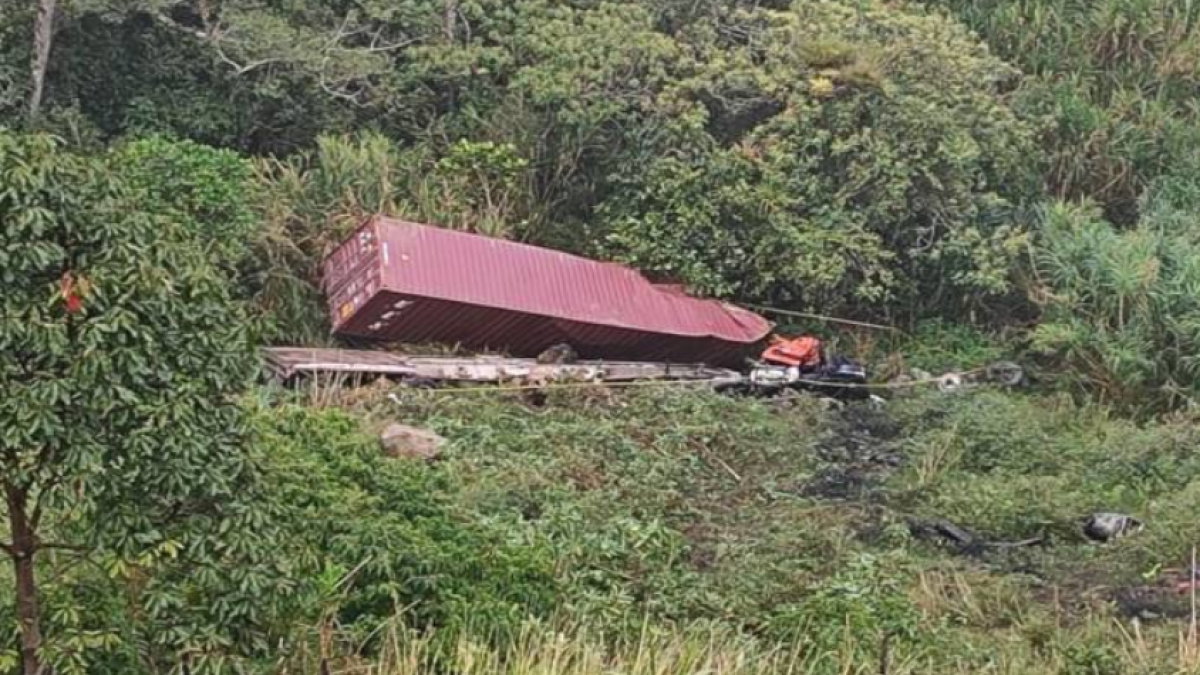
[379, 423, 445, 462]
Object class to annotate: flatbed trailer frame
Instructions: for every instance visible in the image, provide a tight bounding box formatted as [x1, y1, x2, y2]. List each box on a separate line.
[264, 347, 744, 387]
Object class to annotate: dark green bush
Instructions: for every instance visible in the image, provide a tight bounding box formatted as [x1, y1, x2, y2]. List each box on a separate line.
[253, 405, 558, 647]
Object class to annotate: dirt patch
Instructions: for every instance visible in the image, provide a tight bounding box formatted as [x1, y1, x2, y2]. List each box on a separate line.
[1113, 585, 1193, 621]
[795, 402, 904, 502]
[798, 466, 874, 500]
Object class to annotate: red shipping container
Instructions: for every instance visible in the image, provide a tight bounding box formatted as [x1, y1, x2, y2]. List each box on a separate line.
[323, 217, 772, 365]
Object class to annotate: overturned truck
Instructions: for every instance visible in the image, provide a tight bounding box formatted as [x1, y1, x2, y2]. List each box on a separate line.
[277, 216, 865, 394]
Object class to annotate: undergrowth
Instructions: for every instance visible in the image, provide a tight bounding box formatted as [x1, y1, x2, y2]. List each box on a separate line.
[260, 383, 1200, 674]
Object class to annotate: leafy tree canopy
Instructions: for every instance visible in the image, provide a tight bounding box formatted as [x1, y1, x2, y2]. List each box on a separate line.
[599, 1, 1037, 318]
[0, 131, 280, 673]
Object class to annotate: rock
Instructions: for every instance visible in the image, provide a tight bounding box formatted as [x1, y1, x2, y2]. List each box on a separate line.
[1083, 512, 1143, 542]
[379, 423, 445, 462]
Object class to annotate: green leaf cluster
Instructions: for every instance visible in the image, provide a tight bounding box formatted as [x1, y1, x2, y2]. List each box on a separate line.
[0, 130, 277, 672]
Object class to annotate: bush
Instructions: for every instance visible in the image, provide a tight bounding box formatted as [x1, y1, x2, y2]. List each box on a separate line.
[253, 405, 558, 649]
[600, 0, 1037, 318]
[1029, 188, 1200, 412]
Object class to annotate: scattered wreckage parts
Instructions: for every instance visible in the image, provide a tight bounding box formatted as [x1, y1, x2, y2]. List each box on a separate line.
[1083, 512, 1144, 543]
[896, 361, 1026, 393]
[908, 511, 1144, 558]
[264, 347, 1028, 404]
[263, 347, 743, 388]
[907, 517, 1043, 554]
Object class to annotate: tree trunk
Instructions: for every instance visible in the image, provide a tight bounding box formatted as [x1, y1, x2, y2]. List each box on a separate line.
[28, 0, 57, 121]
[6, 485, 43, 675]
[442, 0, 457, 42]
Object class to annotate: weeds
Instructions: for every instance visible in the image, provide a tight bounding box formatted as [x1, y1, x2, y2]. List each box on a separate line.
[253, 384, 1195, 673]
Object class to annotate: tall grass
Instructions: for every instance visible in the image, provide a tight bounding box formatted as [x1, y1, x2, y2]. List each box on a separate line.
[931, 0, 1200, 221]
[250, 132, 535, 344]
[1028, 199, 1200, 411]
[355, 621, 897, 675]
[288, 615, 1200, 675]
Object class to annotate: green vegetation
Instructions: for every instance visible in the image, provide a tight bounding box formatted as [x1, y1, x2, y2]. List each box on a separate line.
[0, 133, 269, 673]
[227, 389, 1200, 672]
[5, 0, 1200, 672]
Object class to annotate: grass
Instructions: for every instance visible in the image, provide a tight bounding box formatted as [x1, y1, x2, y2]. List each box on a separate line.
[293, 613, 1200, 675]
[268, 380, 1200, 674]
[11, 378, 1200, 673]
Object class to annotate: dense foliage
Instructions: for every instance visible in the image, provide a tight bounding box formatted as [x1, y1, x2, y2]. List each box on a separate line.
[0, 132, 274, 673]
[255, 405, 557, 647]
[930, 0, 1200, 225]
[600, 2, 1036, 316]
[5, 0, 1200, 672]
[5, 0, 1196, 327]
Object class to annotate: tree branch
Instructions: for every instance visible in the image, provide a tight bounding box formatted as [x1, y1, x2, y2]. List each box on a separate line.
[153, 12, 208, 39]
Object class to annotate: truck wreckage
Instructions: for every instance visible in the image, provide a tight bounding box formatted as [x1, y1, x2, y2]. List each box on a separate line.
[270, 217, 1005, 397]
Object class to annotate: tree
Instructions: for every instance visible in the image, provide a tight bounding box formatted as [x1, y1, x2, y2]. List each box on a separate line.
[599, 0, 1037, 319]
[27, 0, 54, 120]
[0, 132, 262, 673]
[4, 0, 430, 145]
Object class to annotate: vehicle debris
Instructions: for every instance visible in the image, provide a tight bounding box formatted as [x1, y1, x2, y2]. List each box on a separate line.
[1164, 566, 1200, 594]
[536, 343, 579, 365]
[936, 373, 966, 393]
[907, 517, 1043, 553]
[742, 335, 869, 399]
[1083, 512, 1143, 542]
[1114, 564, 1198, 620]
[985, 361, 1025, 387]
[267, 221, 1039, 399]
[908, 518, 978, 548]
[264, 347, 742, 386]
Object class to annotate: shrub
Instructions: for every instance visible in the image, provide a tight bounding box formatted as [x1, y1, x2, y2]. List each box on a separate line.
[766, 552, 930, 666]
[600, 0, 1037, 319]
[253, 405, 558, 649]
[1029, 190, 1200, 412]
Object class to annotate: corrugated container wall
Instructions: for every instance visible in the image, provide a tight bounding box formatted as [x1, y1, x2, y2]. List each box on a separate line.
[323, 217, 772, 366]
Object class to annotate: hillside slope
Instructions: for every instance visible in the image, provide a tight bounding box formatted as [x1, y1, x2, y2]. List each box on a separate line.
[273, 383, 1200, 674]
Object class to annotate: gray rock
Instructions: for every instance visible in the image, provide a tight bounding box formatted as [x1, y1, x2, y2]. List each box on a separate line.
[379, 423, 445, 462]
